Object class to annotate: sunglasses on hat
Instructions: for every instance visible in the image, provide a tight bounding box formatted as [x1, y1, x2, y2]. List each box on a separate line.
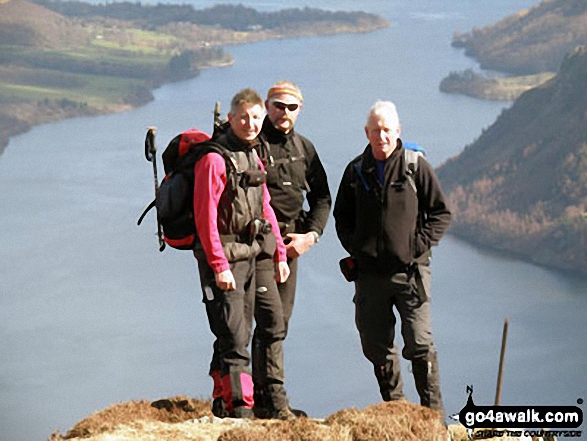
[272, 101, 299, 112]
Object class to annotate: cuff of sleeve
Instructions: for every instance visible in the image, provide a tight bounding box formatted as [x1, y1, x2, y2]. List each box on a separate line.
[274, 251, 287, 263]
[211, 261, 230, 274]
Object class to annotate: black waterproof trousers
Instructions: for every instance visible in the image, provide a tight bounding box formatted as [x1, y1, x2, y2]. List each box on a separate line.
[251, 256, 290, 411]
[197, 257, 256, 412]
[201, 234, 292, 414]
[354, 263, 445, 420]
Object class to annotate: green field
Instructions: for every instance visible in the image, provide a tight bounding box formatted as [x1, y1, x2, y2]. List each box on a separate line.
[0, 25, 202, 113]
[0, 68, 149, 107]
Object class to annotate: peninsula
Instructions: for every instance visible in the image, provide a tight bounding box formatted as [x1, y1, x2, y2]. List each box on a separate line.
[440, 0, 587, 100]
[0, 0, 388, 153]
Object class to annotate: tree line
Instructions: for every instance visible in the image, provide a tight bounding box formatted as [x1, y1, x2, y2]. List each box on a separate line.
[32, 0, 380, 32]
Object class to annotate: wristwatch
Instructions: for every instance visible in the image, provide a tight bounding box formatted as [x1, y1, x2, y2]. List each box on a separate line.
[310, 231, 320, 244]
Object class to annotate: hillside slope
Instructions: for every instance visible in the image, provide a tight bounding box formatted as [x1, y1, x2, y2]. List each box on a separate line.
[437, 46, 587, 274]
[452, 0, 587, 74]
[0, 0, 227, 153]
[0, 0, 89, 48]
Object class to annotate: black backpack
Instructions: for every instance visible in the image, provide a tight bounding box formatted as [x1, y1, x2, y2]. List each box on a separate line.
[138, 128, 234, 251]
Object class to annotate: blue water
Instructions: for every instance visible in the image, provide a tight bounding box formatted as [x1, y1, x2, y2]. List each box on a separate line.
[1, 0, 586, 440]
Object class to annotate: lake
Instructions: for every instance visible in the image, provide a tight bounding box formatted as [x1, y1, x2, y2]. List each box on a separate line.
[1, 0, 585, 439]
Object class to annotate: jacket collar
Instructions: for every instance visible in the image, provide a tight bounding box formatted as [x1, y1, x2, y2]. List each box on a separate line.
[225, 128, 260, 152]
[262, 116, 296, 144]
[361, 138, 404, 174]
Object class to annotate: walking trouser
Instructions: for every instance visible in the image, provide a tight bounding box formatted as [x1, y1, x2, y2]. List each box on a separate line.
[277, 256, 298, 335]
[197, 257, 255, 412]
[354, 264, 445, 418]
[251, 256, 289, 411]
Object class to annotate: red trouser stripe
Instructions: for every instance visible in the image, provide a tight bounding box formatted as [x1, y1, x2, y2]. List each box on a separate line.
[211, 370, 223, 399]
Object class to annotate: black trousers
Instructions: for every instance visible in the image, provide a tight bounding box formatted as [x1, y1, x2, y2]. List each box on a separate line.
[354, 264, 444, 418]
[197, 257, 256, 408]
[201, 250, 292, 410]
[354, 265, 435, 364]
[250, 256, 290, 409]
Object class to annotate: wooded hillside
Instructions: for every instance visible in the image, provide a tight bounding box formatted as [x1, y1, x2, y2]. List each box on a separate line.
[437, 46, 587, 274]
[452, 0, 587, 74]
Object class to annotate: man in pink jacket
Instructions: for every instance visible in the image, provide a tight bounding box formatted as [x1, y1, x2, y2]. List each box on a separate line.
[193, 88, 289, 418]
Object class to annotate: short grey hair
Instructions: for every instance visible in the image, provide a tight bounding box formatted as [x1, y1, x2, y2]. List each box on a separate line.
[366, 101, 400, 129]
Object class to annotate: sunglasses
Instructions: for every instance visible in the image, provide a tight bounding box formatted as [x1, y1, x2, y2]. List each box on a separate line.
[272, 101, 299, 112]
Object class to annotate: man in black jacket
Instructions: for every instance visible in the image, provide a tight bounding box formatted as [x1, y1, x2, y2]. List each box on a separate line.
[252, 81, 331, 418]
[333, 101, 451, 421]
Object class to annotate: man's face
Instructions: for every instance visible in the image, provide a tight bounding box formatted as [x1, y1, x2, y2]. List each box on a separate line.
[365, 113, 401, 161]
[228, 102, 265, 142]
[266, 93, 302, 133]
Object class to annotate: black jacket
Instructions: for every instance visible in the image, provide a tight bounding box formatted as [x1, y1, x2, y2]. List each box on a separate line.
[334, 140, 451, 273]
[259, 117, 331, 234]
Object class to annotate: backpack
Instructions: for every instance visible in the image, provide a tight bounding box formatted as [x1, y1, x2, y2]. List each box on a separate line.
[138, 128, 235, 251]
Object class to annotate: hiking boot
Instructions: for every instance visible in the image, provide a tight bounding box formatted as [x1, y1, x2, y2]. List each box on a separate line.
[274, 407, 297, 421]
[252, 404, 272, 419]
[289, 407, 308, 418]
[211, 397, 229, 418]
[254, 404, 306, 420]
[230, 406, 255, 419]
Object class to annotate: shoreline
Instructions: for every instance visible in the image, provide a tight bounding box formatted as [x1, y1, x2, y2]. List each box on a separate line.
[0, 24, 385, 155]
[438, 70, 555, 101]
[0, 57, 239, 155]
[447, 230, 587, 278]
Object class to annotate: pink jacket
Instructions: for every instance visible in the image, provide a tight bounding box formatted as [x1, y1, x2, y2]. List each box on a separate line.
[193, 152, 286, 273]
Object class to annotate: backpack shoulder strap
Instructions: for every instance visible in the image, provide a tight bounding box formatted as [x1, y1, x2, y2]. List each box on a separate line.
[268, 133, 306, 166]
[181, 141, 238, 174]
[291, 133, 310, 191]
[404, 148, 421, 172]
[403, 143, 425, 194]
[291, 133, 305, 161]
[256, 135, 272, 166]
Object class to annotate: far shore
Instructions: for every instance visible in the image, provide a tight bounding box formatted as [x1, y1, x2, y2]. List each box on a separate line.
[0, 22, 387, 154]
[0, 58, 237, 155]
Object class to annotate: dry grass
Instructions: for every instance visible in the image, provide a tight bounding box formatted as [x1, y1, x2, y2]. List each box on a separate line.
[49, 396, 212, 440]
[326, 401, 447, 441]
[218, 418, 351, 441]
[48, 399, 452, 441]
